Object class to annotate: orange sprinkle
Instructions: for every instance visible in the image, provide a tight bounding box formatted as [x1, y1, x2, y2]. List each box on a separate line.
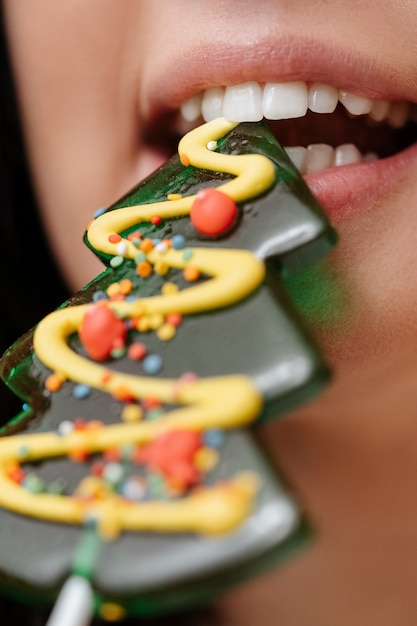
[137, 261, 152, 278]
[113, 386, 136, 403]
[180, 153, 190, 166]
[119, 279, 132, 295]
[45, 373, 64, 392]
[68, 449, 89, 463]
[109, 293, 125, 301]
[108, 234, 122, 243]
[128, 231, 142, 241]
[183, 266, 200, 282]
[140, 238, 154, 253]
[87, 420, 104, 431]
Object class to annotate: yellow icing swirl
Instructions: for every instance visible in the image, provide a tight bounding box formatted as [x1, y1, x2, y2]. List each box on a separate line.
[0, 118, 276, 536]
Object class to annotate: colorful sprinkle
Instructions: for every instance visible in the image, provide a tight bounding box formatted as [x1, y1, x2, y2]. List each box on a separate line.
[92, 290, 108, 302]
[182, 247, 194, 261]
[151, 215, 162, 226]
[73, 384, 91, 399]
[194, 447, 219, 472]
[143, 354, 163, 374]
[203, 428, 225, 448]
[45, 373, 64, 392]
[165, 312, 182, 327]
[93, 207, 106, 219]
[127, 342, 147, 360]
[121, 404, 143, 423]
[140, 238, 154, 253]
[136, 261, 152, 278]
[171, 234, 186, 250]
[157, 323, 176, 341]
[108, 234, 122, 244]
[167, 193, 182, 201]
[161, 282, 179, 295]
[183, 265, 200, 282]
[110, 255, 124, 268]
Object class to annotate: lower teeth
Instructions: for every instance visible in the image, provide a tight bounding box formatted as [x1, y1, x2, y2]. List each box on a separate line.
[284, 143, 377, 174]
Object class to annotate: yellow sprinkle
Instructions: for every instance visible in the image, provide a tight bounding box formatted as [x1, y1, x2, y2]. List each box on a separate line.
[99, 603, 126, 622]
[194, 447, 219, 473]
[75, 477, 112, 500]
[161, 282, 179, 295]
[157, 323, 176, 341]
[121, 404, 143, 423]
[106, 282, 120, 297]
[154, 260, 169, 275]
[137, 316, 152, 332]
[149, 313, 164, 330]
[167, 193, 183, 201]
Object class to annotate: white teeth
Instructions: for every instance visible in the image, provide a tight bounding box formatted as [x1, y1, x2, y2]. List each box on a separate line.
[180, 94, 203, 122]
[283, 146, 307, 171]
[308, 83, 338, 114]
[181, 80, 412, 131]
[202, 87, 225, 122]
[223, 82, 263, 122]
[178, 80, 414, 172]
[263, 81, 308, 120]
[387, 101, 410, 128]
[285, 142, 364, 174]
[338, 90, 373, 116]
[369, 99, 390, 122]
[305, 144, 334, 174]
[334, 143, 362, 166]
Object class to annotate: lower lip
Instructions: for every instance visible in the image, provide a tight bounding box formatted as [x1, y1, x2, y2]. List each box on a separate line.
[304, 141, 417, 222]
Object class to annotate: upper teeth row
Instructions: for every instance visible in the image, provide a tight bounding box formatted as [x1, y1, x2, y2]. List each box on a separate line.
[180, 81, 413, 129]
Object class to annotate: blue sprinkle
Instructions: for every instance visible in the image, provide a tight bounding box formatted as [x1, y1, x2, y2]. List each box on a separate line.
[93, 207, 106, 219]
[203, 428, 226, 448]
[152, 238, 161, 246]
[172, 234, 186, 250]
[22, 403, 29, 412]
[143, 354, 163, 375]
[73, 384, 91, 399]
[92, 290, 108, 302]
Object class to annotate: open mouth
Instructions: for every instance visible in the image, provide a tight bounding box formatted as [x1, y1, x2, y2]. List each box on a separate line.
[144, 80, 417, 176]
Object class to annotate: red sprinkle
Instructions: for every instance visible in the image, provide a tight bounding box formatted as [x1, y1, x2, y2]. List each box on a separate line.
[165, 312, 182, 328]
[151, 215, 162, 226]
[127, 342, 147, 361]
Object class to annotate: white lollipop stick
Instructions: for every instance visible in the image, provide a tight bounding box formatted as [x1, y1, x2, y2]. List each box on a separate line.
[46, 576, 94, 626]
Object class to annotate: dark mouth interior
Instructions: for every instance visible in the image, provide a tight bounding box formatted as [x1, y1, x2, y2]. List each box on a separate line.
[144, 104, 417, 162]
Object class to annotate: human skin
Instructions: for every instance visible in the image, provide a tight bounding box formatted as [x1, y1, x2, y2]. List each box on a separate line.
[4, 1, 417, 625]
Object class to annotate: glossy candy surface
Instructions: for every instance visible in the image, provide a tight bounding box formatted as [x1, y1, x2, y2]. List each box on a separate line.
[0, 120, 336, 618]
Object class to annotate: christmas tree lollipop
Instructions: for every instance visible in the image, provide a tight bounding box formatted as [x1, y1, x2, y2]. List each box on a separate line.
[0, 118, 336, 623]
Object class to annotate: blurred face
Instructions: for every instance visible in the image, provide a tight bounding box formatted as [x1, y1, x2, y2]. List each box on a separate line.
[4, 1, 417, 624]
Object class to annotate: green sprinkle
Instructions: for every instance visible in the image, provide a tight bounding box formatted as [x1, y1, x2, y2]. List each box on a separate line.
[182, 248, 193, 261]
[110, 255, 124, 268]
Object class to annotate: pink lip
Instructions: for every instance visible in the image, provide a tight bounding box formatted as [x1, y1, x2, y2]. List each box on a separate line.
[305, 142, 417, 223]
[144, 35, 413, 120]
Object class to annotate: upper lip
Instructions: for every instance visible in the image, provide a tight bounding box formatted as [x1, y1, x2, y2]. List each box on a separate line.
[141, 34, 417, 123]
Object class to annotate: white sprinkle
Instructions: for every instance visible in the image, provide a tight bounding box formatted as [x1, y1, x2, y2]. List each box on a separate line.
[155, 242, 168, 254]
[207, 140, 218, 151]
[117, 241, 127, 256]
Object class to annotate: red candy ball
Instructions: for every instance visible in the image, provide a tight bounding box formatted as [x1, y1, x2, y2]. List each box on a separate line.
[79, 304, 127, 361]
[190, 188, 238, 236]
